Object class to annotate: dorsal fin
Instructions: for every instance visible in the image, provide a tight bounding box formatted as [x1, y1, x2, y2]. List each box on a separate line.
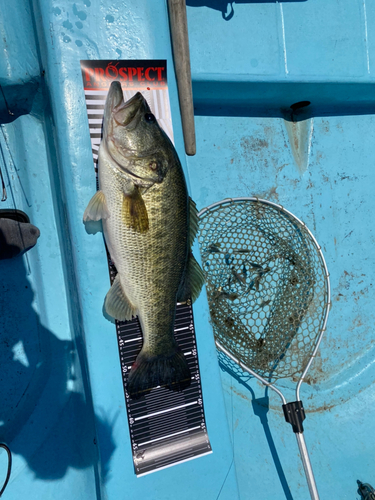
[177, 252, 205, 304]
[189, 197, 199, 248]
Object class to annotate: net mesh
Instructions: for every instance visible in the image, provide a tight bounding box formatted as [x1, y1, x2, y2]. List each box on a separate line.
[198, 199, 329, 382]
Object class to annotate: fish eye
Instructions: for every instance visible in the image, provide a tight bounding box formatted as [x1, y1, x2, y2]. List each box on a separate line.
[144, 113, 156, 123]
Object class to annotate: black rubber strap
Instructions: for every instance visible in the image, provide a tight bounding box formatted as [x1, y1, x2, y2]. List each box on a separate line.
[0, 209, 30, 223]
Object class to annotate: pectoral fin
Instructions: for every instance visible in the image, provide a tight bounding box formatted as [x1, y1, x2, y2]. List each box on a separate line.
[177, 253, 205, 304]
[104, 274, 136, 321]
[122, 186, 149, 233]
[83, 190, 110, 221]
[189, 197, 199, 248]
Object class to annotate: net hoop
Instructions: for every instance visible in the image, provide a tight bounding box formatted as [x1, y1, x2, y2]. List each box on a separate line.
[198, 197, 331, 401]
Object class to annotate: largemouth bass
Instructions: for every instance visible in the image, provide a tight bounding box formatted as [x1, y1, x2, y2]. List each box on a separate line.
[83, 81, 204, 399]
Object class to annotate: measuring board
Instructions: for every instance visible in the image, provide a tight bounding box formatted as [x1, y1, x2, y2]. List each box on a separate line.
[109, 259, 211, 475]
[81, 60, 212, 475]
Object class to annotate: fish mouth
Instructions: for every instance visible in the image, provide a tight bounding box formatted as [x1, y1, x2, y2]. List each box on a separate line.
[105, 81, 124, 114]
[113, 92, 150, 128]
[103, 83, 150, 133]
[103, 82, 123, 136]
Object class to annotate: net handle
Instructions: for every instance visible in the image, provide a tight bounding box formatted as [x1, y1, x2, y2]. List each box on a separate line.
[215, 340, 287, 405]
[199, 197, 330, 500]
[295, 432, 320, 499]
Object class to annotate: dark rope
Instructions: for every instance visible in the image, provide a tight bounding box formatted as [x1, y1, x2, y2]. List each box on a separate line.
[0, 444, 12, 497]
[0, 163, 7, 202]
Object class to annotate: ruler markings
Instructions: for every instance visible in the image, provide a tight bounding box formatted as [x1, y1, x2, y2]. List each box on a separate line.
[86, 99, 106, 105]
[138, 426, 202, 447]
[134, 420, 190, 442]
[132, 408, 203, 434]
[174, 326, 190, 333]
[133, 398, 200, 418]
[129, 395, 196, 417]
[129, 387, 199, 415]
[134, 401, 197, 422]
[86, 105, 105, 110]
[123, 336, 143, 344]
[135, 421, 201, 443]
[87, 110, 104, 116]
[130, 402, 202, 425]
[134, 419, 192, 440]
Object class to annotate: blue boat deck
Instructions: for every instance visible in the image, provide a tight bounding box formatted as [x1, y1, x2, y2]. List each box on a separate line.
[1, 1, 374, 498]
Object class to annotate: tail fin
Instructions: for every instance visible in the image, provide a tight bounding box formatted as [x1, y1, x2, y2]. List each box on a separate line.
[127, 348, 191, 399]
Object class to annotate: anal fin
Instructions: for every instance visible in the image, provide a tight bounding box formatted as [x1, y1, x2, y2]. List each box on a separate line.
[83, 190, 110, 221]
[104, 274, 136, 321]
[178, 253, 205, 304]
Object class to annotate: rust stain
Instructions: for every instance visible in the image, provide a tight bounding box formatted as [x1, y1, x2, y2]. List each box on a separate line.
[255, 186, 279, 202]
[348, 314, 364, 332]
[289, 178, 300, 188]
[226, 376, 355, 414]
[263, 125, 273, 138]
[293, 134, 299, 150]
[231, 387, 251, 402]
[240, 136, 269, 154]
[302, 352, 323, 386]
[230, 382, 340, 414]
[309, 402, 337, 413]
[320, 119, 330, 133]
[315, 150, 326, 165]
[276, 163, 288, 173]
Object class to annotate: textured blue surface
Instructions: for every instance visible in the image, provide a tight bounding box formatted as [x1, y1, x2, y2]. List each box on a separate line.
[186, 2, 375, 499]
[0, 0, 374, 499]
